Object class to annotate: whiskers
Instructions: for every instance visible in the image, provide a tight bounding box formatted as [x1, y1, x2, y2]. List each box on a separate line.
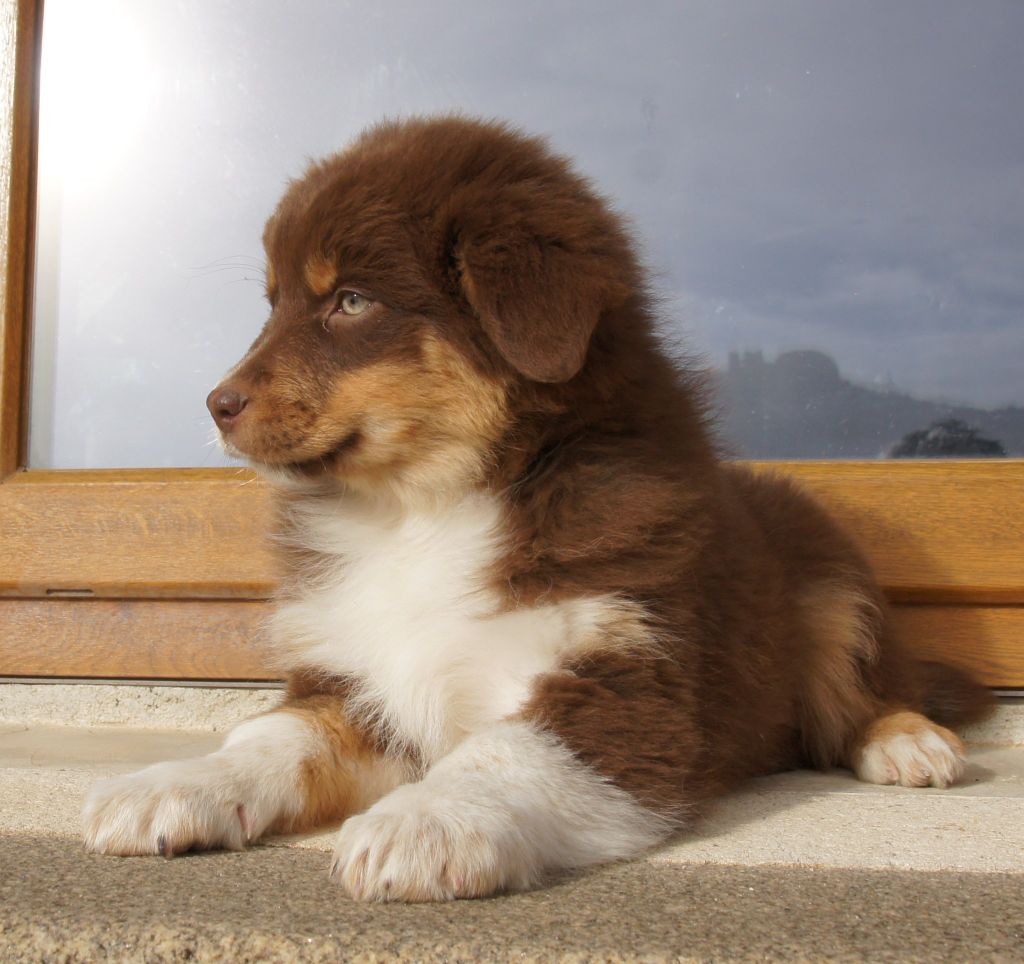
[188, 255, 268, 291]
[203, 425, 222, 448]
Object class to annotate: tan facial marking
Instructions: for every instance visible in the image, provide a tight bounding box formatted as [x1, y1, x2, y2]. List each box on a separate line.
[317, 337, 509, 455]
[303, 253, 338, 297]
[419, 334, 509, 445]
[312, 337, 509, 498]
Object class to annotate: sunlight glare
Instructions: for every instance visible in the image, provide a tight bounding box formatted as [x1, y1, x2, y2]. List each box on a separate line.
[38, 0, 159, 193]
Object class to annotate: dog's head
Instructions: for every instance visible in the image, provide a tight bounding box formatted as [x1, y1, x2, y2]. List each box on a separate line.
[208, 116, 638, 497]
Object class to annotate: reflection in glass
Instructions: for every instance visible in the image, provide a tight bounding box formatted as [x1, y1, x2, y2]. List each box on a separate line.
[29, 0, 1024, 466]
[716, 350, 1019, 458]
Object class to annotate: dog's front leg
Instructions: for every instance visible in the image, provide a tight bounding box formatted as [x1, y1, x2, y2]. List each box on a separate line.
[84, 697, 408, 857]
[331, 717, 676, 902]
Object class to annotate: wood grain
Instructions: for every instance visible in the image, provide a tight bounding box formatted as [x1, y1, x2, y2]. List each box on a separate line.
[0, 597, 276, 679]
[753, 460, 1024, 604]
[0, 468, 276, 597]
[894, 605, 1024, 688]
[0, 0, 39, 476]
[2, 462, 1022, 604]
[0, 597, 1019, 687]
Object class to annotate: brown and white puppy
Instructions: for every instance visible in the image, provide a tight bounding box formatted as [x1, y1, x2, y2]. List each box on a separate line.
[83, 116, 992, 901]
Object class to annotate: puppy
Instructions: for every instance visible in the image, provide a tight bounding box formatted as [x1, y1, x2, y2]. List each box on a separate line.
[84, 116, 992, 901]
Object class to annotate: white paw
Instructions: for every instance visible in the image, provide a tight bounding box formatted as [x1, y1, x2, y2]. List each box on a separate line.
[854, 712, 966, 788]
[83, 714, 315, 856]
[83, 758, 270, 856]
[330, 783, 532, 902]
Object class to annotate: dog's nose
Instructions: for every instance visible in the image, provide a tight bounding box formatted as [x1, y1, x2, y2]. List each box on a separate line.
[206, 386, 249, 431]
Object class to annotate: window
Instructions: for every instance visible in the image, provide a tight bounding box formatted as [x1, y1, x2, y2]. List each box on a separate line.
[2, 0, 1021, 685]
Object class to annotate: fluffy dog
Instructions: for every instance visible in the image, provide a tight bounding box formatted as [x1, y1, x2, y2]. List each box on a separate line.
[84, 116, 992, 901]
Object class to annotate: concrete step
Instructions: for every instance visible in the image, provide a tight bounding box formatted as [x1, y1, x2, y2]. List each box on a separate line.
[2, 724, 1023, 873]
[3, 834, 1022, 962]
[1, 685, 1022, 960]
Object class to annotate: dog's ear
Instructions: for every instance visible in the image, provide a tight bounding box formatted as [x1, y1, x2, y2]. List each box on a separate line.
[452, 184, 631, 383]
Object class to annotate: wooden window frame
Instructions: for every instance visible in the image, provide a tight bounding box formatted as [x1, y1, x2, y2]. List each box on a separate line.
[2, 0, 1022, 686]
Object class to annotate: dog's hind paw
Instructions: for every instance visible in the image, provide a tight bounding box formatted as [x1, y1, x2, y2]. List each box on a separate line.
[852, 711, 966, 788]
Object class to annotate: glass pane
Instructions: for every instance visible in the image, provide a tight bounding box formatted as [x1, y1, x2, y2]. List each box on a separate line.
[29, 0, 1024, 466]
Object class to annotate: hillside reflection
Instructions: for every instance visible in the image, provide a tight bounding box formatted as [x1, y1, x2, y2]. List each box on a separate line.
[713, 350, 1022, 459]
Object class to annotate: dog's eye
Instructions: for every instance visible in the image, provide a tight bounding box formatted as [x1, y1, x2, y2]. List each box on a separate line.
[337, 291, 373, 317]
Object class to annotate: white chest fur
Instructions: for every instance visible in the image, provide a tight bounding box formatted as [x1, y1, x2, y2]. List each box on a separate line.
[269, 492, 636, 764]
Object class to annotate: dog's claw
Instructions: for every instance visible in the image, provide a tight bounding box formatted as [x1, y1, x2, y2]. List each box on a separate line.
[158, 835, 175, 859]
[237, 803, 252, 842]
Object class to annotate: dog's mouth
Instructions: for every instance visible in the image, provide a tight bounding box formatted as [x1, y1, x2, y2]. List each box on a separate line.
[287, 429, 363, 477]
[220, 427, 362, 478]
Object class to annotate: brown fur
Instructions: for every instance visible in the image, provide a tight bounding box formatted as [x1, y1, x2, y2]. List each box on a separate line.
[209, 115, 993, 834]
[264, 260, 278, 303]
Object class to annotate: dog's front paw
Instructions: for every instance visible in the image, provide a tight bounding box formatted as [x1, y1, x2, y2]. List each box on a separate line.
[330, 784, 532, 902]
[83, 758, 261, 856]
